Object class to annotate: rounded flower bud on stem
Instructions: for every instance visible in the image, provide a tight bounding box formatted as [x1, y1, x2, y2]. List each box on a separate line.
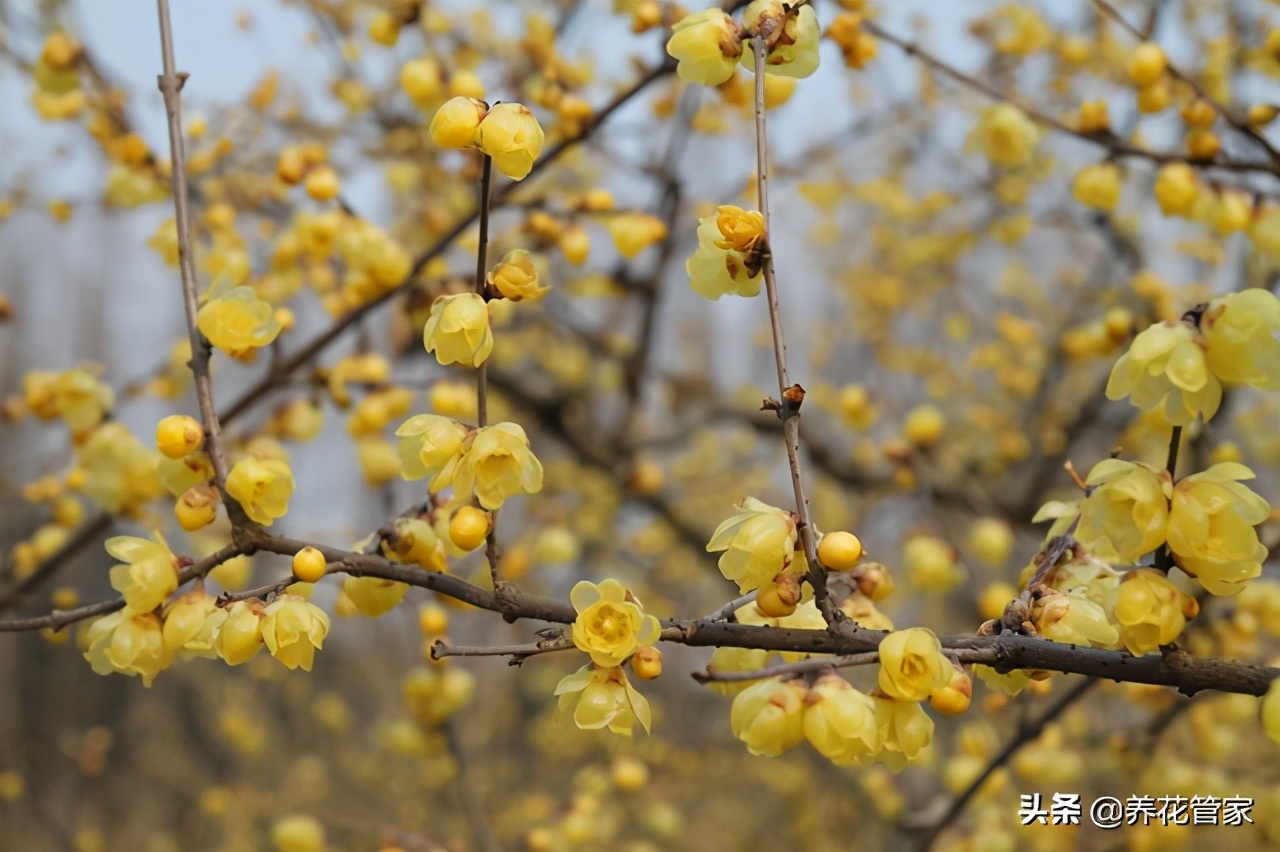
[487, 249, 548, 302]
[155, 414, 204, 459]
[225, 456, 294, 526]
[429, 96, 487, 148]
[475, 102, 545, 180]
[877, 627, 951, 702]
[1108, 568, 1196, 655]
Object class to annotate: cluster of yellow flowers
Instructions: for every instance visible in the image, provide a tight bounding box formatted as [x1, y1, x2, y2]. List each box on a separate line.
[557, 579, 662, 736]
[429, 98, 546, 181]
[666, 0, 822, 86]
[397, 415, 543, 511]
[83, 534, 330, 686]
[731, 627, 967, 771]
[19, 366, 115, 439]
[1036, 458, 1269, 597]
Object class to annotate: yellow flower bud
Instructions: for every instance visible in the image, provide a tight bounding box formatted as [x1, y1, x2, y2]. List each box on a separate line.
[570, 579, 662, 669]
[418, 604, 449, 636]
[903, 534, 962, 592]
[155, 414, 205, 459]
[475, 102, 545, 180]
[292, 546, 327, 583]
[1127, 43, 1167, 87]
[827, 14, 879, 70]
[225, 456, 294, 526]
[1154, 163, 1198, 216]
[1135, 78, 1171, 113]
[817, 531, 863, 571]
[609, 213, 668, 259]
[929, 665, 972, 715]
[422, 293, 493, 368]
[175, 482, 219, 531]
[1180, 99, 1216, 127]
[270, 815, 325, 852]
[730, 677, 809, 756]
[1187, 128, 1221, 159]
[1072, 163, 1121, 211]
[400, 57, 444, 108]
[1248, 103, 1277, 128]
[1078, 99, 1111, 133]
[196, 279, 283, 356]
[559, 224, 591, 265]
[449, 506, 490, 551]
[666, 9, 743, 86]
[904, 403, 945, 446]
[630, 646, 663, 680]
[965, 104, 1040, 168]
[487, 248, 549, 301]
[877, 627, 951, 702]
[304, 165, 340, 202]
[968, 518, 1013, 567]
[428, 96, 487, 148]
[803, 674, 879, 765]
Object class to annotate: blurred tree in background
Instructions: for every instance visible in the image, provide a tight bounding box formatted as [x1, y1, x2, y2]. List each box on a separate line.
[5, 0, 1280, 850]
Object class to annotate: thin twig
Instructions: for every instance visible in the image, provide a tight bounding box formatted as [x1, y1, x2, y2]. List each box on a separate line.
[861, 19, 1280, 178]
[472, 154, 502, 586]
[430, 637, 573, 664]
[155, 0, 230, 489]
[750, 34, 836, 627]
[692, 651, 880, 685]
[701, 591, 758, 622]
[913, 678, 1099, 850]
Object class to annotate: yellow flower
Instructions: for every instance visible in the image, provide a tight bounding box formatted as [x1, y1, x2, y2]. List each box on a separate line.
[342, 575, 409, 616]
[157, 449, 215, 497]
[261, 595, 330, 671]
[607, 213, 668, 259]
[965, 104, 1040, 167]
[437, 422, 544, 510]
[429, 96, 487, 148]
[1033, 459, 1171, 563]
[395, 414, 468, 486]
[1263, 679, 1280, 747]
[106, 532, 179, 613]
[383, 517, 448, 571]
[739, 0, 821, 79]
[972, 664, 1029, 696]
[487, 248, 549, 301]
[873, 694, 934, 772]
[225, 456, 294, 526]
[213, 600, 264, 665]
[555, 664, 652, 736]
[403, 665, 475, 727]
[902, 534, 963, 592]
[76, 423, 165, 514]
[730, 677, 809, 756]
[1105, 320, 1222, 425]
[570, 578, 662, 668]
[666, 9, 743, 86]
[826, 13, 879, 70]
[1202, 289, 1280, 390]
[1167, 462, 1270, 595]
[929, 666, 972, 715]
[475, 102, 545, 180]
[155, 414, 204, 459]
[270, 815, 325, 852]
[1108, 569, 1197, 656]
[1072, 163, 1122, 211]
[705, 497, 798, 593]
[802, 674, 880, 766]
[876, 627, 951, 702]
[1033, 590, 1120, 647]
[162, 586, 226, 658]
[423, 293, 493, 368]
[196, 279, 283, 357]
[83, 610, 172, 687]
[687, 205, 766, 300]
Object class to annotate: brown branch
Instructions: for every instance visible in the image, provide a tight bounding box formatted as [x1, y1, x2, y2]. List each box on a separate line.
[155, 0, 231, 489]
[692, 651, 881, 684]
[429, 637, 573, 664]
[472, 154, 502, 586]
[749, 34, 838, 628]
[0, 543, 243, 633]
[912, 678, 1099, 850]
[861, 19, 1280, 178]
